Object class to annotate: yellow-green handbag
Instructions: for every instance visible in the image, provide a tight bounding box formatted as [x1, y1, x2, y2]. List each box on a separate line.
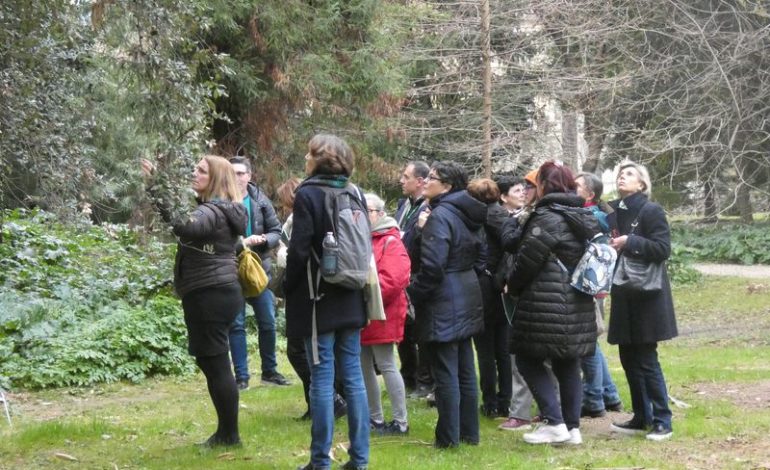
[238, 240, 268, 298]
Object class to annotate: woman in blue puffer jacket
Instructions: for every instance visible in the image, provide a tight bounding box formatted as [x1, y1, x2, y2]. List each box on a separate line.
[407, 161, 486, 449]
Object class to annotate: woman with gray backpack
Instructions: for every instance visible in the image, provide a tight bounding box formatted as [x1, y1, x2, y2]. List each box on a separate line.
[284, 134, 370, 470]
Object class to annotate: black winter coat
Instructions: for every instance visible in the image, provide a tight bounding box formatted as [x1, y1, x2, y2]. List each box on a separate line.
[607, 192, 678, 345]
[395, 196, 430, 273]
[244, 183, 282, 275]
[507, 193, 598, 359]
[407, 190, 486, 343]
[284, 176, 367, 339]
[171, 200, 247, 298]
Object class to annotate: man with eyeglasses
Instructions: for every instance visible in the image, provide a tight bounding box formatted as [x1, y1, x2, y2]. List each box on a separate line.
[395, 161, 434, 399]
[228, 156, 290, 390]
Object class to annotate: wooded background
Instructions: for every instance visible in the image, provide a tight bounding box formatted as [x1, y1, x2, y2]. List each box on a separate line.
[2, 0, 768, 224]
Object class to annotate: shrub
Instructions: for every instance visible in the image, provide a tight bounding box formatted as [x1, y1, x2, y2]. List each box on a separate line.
[671, 222, 770, 265]
[0, 209, 193, 390]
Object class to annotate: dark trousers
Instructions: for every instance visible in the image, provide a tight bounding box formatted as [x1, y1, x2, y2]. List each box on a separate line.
[474, 275, 512, 413]
[516, 355, 582, 430]
[618, 342, 672, 429]
[427, 338, 479, 447]
[287, 336, 312, 407]
[398, 321, 433, 390]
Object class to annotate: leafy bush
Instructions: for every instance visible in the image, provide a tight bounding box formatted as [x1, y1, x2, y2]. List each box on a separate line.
[0, 294, 194, 390]
[0, 209, 194, 390]
[667, 242, 703, 285]
[671, 222, 770, 265]
[0, 209, 175, 304]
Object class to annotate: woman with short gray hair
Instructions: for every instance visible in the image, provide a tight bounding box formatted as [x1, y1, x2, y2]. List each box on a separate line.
[360, 193, 411, 435]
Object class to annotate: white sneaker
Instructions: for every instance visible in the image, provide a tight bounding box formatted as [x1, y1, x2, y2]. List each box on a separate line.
[563, 428, 582, 445]
[523, 423, 570, 444]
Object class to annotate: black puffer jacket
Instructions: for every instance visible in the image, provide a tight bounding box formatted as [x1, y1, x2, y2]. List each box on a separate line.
[407, 190, 486, 343]
[172, 200, 248, 298]
[507, 192, 598, 359]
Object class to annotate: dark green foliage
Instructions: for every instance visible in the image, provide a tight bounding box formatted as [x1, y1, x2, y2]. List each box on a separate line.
[667, 242, 703, 286]
[0, 209, 193, 389]
[671, 222, 770, 265]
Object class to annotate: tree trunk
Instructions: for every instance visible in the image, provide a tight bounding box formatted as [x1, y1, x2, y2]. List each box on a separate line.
[480, 0, 492, 178]
[702, 180, 718, 222]
[581, 110, 604, 173]
[735, 157, 754, 224]
[561, 107, 578, 169]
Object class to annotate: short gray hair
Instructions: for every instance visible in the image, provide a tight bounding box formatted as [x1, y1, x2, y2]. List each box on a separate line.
[576, 172, 604, 203]
[616, 160, 652, 197]
[364, 193, 386, 213]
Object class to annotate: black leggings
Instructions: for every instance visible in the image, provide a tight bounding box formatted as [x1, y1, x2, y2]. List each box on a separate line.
[196, 352, 240, 443]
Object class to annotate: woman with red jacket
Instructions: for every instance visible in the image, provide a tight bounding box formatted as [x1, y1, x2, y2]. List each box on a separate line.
[361, 192, 412, 435]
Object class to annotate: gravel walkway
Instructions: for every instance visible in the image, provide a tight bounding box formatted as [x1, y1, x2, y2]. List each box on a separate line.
[693, 263, 770, 279]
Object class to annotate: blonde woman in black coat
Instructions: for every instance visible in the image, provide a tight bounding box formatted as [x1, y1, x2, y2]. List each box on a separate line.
[608, 161, 677, 441]
[142, 155, 247, 448]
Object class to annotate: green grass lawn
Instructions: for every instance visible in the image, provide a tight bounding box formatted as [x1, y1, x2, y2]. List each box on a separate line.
[2, 275, 770, 469]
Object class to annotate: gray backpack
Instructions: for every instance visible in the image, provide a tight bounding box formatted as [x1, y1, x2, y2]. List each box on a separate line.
[311, 184, 372, 290]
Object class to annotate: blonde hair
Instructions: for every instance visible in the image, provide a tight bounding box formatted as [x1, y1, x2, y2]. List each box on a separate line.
[616, 160, 652, 197]
[198, 155, 241, 203]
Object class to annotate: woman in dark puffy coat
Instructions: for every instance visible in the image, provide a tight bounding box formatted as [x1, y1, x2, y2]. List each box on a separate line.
[407, 161, 486, 449]
[284, 134, 369, 470]
[607, 161, 677, 442]
[142, 155, 247, 447]
[507, 161, 599, 446]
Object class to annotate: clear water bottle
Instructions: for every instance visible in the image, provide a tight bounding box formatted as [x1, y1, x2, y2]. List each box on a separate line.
[321, 231, 339, 276]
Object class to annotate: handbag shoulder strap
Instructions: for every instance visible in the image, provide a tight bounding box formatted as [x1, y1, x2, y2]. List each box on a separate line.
[627, 201, 649, 236]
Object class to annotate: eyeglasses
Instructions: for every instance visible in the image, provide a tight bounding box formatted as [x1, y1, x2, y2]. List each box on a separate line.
[425, 174, 444, 183]
[367, 209, 381, 213]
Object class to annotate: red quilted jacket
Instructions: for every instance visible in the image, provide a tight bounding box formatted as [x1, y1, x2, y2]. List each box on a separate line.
[361, 224, 411, 345]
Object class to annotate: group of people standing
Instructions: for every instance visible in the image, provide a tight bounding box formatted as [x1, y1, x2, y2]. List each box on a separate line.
[141, 133, 678, 469]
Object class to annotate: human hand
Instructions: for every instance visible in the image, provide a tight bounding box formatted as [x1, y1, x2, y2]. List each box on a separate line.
[244, 234, 267, 247]
[609, 235, 628, 252]
[417, 208, 431, 228]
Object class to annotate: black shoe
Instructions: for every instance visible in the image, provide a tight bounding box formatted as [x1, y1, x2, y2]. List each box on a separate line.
[236, 379, 249, 391]
[370, 418, 386, 432]
[376, 420, 409, 436]
[480, 405, 497, 418]
[646, 423, 673, 441]
[296, 409, 311, 421]
[426, 392, 436, 408]
[340, 461, 367, 470]
[580, 407, 607, 418]
[605, 401, 623, 412]
[334, 395, 347, 420]
[610, 419, 649, 436]
[197, 433, 242, 448]
[261, 371, 291, 386]
[297, 463, 322, 470]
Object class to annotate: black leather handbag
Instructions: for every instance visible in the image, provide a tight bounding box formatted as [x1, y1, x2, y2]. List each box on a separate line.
[611, 202, 665, 292]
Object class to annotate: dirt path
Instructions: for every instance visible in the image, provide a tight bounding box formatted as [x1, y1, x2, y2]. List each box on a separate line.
[693, 263, 770, 279]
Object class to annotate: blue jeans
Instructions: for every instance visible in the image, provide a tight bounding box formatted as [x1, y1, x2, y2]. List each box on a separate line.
[581, 342, 621, 412]
[228, 288, 278, 382]
[304, 329, 369, 469]
[428, 339, 479, 447]
[618, 343, 672, 429]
